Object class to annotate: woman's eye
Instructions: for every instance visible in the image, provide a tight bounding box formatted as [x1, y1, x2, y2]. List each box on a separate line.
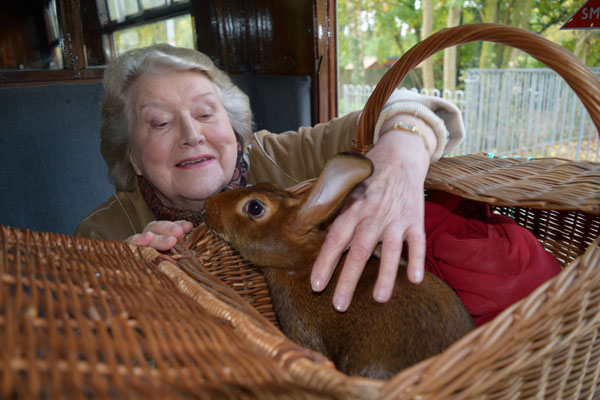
[244, 199, 265, 218]
[196, 112, 213, 120]
[152, 121, 169, 129]
[194, 106, 214, 120]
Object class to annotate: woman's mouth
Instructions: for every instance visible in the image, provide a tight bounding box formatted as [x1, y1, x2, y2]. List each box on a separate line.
[176, 156, 213, 167]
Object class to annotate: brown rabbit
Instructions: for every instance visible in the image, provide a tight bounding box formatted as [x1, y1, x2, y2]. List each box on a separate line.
[203, 152, 475, 379]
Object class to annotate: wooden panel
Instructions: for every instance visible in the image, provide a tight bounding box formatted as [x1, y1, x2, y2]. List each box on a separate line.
[216, 0, 252, 72]
[0, 69, 103, 86]
[56, 0, 86, 71]
[191, 1, 221, 66]
[245, 0, 313, 74]
[313, 0, 337, 122]
[0, 1, 58, 71]
[0, 15, 38, 70]
[198, 0, 313, 75]
[194, 0, 338, 123]
[1, 0, 338, 123]
[79, 0, 106, 66]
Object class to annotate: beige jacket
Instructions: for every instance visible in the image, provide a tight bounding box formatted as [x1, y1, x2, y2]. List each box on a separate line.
[75, 111, 361, 242]
[75, 90, 465, 242]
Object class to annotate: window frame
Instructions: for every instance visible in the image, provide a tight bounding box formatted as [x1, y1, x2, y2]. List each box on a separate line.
[98, 0, 193, 60]
[0, 0, 192, 85]
[0, 0, 95, 85]
[0, 0, 337, 123]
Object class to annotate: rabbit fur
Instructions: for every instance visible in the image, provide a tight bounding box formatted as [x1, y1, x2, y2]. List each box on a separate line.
[203, 152, 475, 379]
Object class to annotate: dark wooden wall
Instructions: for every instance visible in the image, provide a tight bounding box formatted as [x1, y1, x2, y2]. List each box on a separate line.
[193, 0, 336, 122]
[0, 0, 337, 122]
[194, 0, 313, 75]
[0, 1, 57, 70]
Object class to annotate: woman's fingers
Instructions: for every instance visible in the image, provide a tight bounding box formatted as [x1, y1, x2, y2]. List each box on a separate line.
[310, 214, 354, 292]
[310, 127, 431, 312]
[126, 230, 178, 250]
[126, 231, 155, 246]
[126, 220, 193, 251]
[405, 227, 426, 284]
[144, 220, 192, 236]
[373, 228, 405, 302]
[330, 217, 380, 311]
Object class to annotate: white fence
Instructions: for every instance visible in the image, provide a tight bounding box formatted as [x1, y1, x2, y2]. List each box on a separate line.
[340, 67, 600, 161]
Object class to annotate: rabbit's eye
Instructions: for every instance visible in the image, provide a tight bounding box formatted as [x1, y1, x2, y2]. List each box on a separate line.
[244, 199, 265, 218]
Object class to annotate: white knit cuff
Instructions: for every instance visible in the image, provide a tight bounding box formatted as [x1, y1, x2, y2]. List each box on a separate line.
[372, 89, 465, 162]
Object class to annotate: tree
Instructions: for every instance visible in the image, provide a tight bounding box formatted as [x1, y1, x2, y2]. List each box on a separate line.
[347, 0, 365, 83]
[493, 0, 535, 68]
[371, 1, 421, 62]
[337, 0, 425, 87]
[532, 0, 579, 33]
[443, 0, 463, 92]
[336, 0, 599, 98]
[532, 0, 600, 66]
[478, 0, 499, 68]
[421, 0, 434, 90]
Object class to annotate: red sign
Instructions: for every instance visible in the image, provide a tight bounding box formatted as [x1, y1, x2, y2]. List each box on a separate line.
[561, 0, 600, 29]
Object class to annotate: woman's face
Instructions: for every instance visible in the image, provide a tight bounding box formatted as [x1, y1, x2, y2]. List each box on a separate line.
[128, 70, 238, 211]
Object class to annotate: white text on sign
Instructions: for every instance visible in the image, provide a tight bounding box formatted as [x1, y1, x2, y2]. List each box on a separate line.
[582, 7, 600, 20]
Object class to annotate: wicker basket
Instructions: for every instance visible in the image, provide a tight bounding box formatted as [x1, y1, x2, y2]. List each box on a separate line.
[1, 24, 599, 399]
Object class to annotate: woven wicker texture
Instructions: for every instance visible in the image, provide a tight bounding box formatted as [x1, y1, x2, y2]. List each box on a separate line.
[1, 23, 600, 399]
[381, 235, 600, 399]
[426, 153, 600, 214]
[0, 226, 380, 399]
[173, 225, 279, 327]
[354, 24, 600, 397]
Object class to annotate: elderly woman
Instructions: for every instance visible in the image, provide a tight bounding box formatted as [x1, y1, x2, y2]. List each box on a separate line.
[76, 44, 464, 312]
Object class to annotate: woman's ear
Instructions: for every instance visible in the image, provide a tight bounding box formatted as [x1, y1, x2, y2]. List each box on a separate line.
[293, 153, 373, 234]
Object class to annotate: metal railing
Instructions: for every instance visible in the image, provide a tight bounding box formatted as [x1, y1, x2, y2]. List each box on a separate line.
[460, 68, 599, 161]
[339, 67, 600, 161]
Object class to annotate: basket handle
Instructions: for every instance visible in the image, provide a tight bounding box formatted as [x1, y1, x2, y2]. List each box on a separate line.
[352, 23, 600, 154]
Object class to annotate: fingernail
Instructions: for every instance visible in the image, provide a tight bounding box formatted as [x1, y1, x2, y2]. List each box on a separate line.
[311, 278, 323, 291]
[333, 295, 348, 312]
[412, 268, 423, 283]
[374, 287, 388, 302]
[176, 220, 190, 228]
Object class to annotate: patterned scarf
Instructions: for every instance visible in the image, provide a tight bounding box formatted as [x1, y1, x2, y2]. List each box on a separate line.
[138, 142, 249, 227]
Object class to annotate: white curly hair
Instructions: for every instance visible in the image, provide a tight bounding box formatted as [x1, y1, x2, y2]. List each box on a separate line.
[101, 44, 253, 191]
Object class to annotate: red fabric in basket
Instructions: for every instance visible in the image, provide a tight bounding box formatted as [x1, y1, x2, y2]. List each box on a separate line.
[424, 191, 561, 326]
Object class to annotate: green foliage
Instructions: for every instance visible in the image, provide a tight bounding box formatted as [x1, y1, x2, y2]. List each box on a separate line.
[337, 0, 600, 91]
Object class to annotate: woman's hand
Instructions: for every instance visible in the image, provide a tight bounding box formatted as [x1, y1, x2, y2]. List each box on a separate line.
[310, 115, 434, 312]
[126, 220, 193, 251]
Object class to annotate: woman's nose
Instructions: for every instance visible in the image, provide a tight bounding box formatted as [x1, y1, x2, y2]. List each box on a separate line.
[179, 114, 205, 146]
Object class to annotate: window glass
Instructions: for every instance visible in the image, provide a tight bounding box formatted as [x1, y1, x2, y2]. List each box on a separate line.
[107, 0, 139, 22]
[113, 14, 194, 56]
[141, 0, 167, 10]
[82, 0, 193, 66]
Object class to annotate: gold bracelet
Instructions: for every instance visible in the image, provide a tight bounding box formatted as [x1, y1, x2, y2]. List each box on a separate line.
[380, 121, 432, 155]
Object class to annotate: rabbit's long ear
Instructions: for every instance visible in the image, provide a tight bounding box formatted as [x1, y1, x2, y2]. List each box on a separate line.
[293, 153, 373, 233]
